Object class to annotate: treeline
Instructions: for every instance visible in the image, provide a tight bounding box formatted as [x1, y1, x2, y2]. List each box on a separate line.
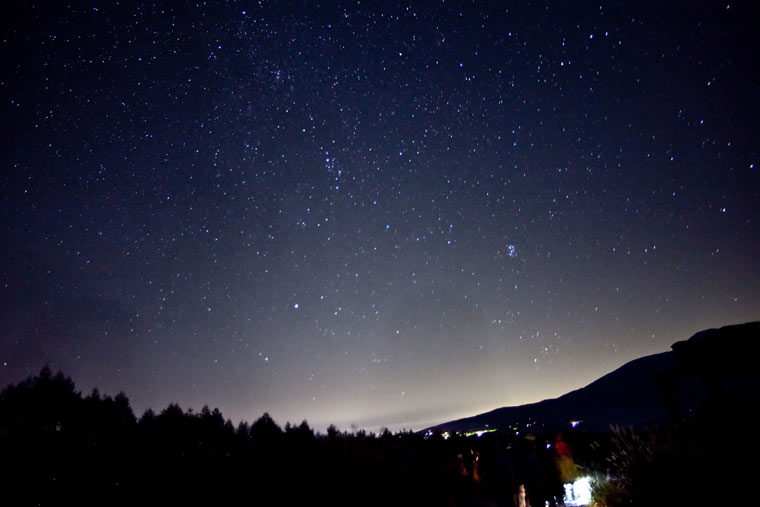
[2, 366, 751, 506]
[0, 366, 570, 506]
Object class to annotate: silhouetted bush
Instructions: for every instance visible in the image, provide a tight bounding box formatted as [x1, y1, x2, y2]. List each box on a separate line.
[591, 419, 751, 507]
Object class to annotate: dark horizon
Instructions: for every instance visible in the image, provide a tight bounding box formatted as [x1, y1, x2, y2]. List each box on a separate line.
[1, 333, 753, 507]
[4, 320, 756, 434]
[2, 1, 759, 432]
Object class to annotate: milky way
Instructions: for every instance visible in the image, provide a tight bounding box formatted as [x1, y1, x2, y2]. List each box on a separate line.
[1, 1, 758, 430]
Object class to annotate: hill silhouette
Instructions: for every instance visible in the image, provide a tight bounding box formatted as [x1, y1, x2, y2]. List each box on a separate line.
[424, 321, 760, 434]
[1, 322, 757, 506]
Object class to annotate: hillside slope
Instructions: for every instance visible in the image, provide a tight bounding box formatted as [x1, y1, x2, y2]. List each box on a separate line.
[425, 322, 760, 434]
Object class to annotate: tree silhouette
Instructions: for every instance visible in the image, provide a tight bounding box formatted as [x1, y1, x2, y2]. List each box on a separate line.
[8, 363, 738, 506]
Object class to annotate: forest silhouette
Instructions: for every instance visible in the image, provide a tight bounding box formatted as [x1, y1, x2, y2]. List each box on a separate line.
[0, 364, 752, 506]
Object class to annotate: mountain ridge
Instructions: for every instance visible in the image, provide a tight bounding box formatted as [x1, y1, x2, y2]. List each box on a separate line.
[424, 321, 760, 434]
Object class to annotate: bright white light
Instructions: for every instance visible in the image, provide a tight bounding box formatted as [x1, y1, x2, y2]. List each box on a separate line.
[564, 476, 592, 506]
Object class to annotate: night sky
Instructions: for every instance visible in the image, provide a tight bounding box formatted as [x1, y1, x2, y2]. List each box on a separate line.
[1, 1, 758, 431]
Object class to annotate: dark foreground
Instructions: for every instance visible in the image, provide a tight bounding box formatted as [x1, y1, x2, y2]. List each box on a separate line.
[0, 367, 754, 506]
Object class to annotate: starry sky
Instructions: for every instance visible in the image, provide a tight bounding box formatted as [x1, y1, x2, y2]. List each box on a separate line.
[1, 1, 758, 431]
